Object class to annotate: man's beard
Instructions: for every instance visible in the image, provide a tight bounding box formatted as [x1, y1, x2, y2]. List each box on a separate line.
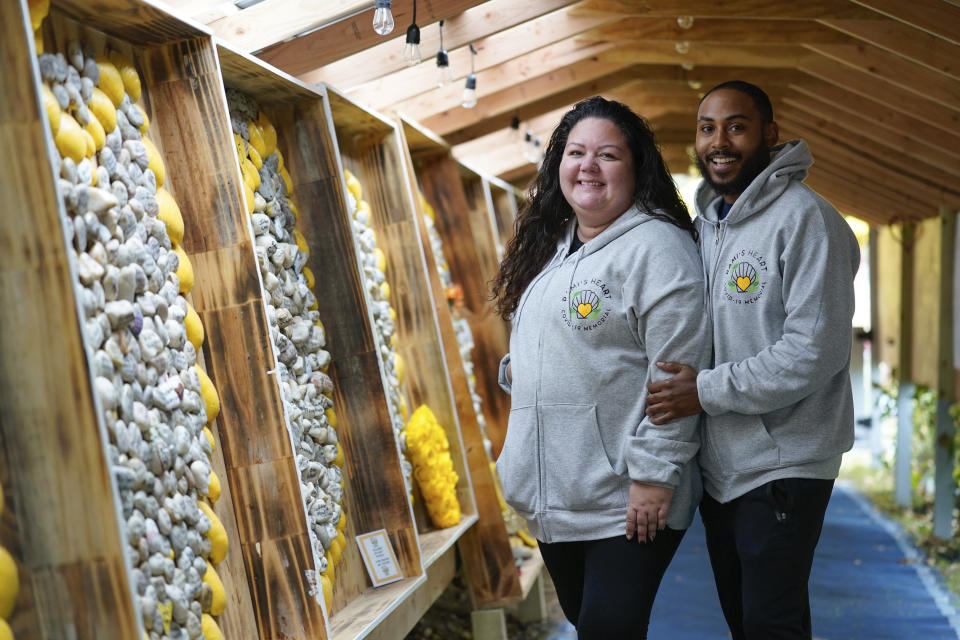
[695, 142, 771, 197]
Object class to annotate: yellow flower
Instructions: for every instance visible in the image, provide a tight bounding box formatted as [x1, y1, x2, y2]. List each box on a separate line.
[405, 405, 461, 528]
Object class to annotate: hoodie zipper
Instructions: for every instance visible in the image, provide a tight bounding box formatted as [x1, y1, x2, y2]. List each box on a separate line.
[709, 221, 727, 295]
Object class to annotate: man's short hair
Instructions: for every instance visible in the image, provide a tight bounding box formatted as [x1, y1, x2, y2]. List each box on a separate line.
[700, 81, 774, 124]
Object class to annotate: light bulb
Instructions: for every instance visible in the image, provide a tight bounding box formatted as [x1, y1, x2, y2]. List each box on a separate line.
[372, 0, 394, 35]
[677, 15, 694, 29]
[403, 24, 422, 65]
[461, 73, 477, 108]
[436, 50, 452, 86]
[675, 40, 691, 54]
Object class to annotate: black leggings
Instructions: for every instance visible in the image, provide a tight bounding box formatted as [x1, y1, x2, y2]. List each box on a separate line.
[538, 529, 685, 639]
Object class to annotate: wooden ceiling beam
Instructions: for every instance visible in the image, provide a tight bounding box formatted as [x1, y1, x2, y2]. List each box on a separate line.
[298, 0, 579, 88]
[208, 0, 369, 53]
[441, 65, 647, 145]
[779, 115, 960, 211]
[781, 92, 960, 181]
[498, 164, 538, 189]
[342, 6, 617, 110]
[849, 0, 960, 45]
[800, 157, 938, 223]
[416, 55, 627, 138]
[580, 16, 856, 44]
[804, 43, 960, 111]
[162, 0, 234, 23]
[571, 0, 878, 20]
[819, 18, 960, 81]
[798, 59, 960, 135]
[256, 0, 485, 75]
[440, 64, 813, 147]
[801, 171, 904, 226]
[453, 107, 570, 161]
[786, 81, 960, 161]
[600, 42, 822, 68]
[802, 164, 930, 225]
[390, 40, 618, 125]
[451, 97, 698, 169]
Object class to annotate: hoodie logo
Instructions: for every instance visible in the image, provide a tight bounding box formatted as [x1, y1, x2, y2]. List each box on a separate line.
[723, 249, 767, 304]
[571, 290, 600, 319]
[561, 279, 612, 330]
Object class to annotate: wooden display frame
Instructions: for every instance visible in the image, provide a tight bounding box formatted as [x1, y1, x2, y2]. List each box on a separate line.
[1, 0, 271, 637]
[321, 85, 479, 638]
[482, 175, 521, 259]
[398, 116, 524, 608]
[214, 43, 452, 640]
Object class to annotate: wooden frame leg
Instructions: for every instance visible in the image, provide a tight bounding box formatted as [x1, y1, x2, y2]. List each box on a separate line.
[512, 572, 547, 623]
[471, 608, 508, 640]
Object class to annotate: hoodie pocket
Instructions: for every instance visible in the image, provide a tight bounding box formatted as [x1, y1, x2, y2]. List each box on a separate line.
[705, 413, 781, 473]
[541, 404, 625, 511]
[496, 406, 540, 513]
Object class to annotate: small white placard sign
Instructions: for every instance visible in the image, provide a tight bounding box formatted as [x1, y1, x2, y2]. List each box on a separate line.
[356, 529, 403, 587]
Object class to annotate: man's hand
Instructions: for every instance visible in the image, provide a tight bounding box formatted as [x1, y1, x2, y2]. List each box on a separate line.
[645, 362, 702, 424]
[625, 482, 673, 542]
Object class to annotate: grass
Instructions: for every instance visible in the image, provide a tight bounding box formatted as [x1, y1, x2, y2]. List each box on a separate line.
[840, 453, 960, 598]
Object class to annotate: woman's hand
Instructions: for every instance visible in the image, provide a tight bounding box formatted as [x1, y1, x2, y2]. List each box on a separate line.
[626, 481, 673, 543]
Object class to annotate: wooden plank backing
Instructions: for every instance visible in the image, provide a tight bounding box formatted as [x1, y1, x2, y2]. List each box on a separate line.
[215, 44, 440, 638]
[141, 32, 321, 639]
[431, 164, 513, 458]
[401, 131, 523, 607]
[342, 129, 475, 527]
[0, 1, 138, 637]
[485, 178, 519, 256]
[275, 96, 423, 612]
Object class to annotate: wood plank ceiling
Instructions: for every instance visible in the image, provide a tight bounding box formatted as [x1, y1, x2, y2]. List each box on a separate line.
[165, 0, 960, 226]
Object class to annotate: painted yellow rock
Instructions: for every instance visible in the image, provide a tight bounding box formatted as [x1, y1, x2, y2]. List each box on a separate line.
[198, 501, 228, 564]
[142, 137, 166, 187]
[202, 560, 226, 616]
[195, 364, 220, 424]
[54, 112, 86, 163]
[173, 245, 193, 295]
[185, 302, 204, 351]
[0, 546, 18, 619]
[95, 57, 124, 107]
[156, 188, 184, 245]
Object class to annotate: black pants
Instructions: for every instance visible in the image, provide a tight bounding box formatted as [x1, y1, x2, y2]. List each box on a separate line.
[538, 529, 685, 640]
[699, 478, 834, 640]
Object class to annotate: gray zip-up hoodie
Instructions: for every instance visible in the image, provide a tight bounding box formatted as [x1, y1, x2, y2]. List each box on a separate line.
[496, 206, 710, 543]
[694, 139, 861, 503]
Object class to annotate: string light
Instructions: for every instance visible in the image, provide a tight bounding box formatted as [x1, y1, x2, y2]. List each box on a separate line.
[461, 43, 478, 108]
[403, 0, 421, 66]
[372, 0, 394, 35]
[435, 20, 452, 86]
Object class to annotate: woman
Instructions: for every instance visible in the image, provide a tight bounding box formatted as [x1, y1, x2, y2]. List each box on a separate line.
[492, 96, 709, 639]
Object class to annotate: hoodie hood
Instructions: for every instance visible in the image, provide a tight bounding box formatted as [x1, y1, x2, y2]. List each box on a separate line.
[558, 204, 657, 256]
[695, 139, 813, 225]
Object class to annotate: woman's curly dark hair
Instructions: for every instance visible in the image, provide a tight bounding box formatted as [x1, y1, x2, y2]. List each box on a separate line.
[491, 96, 696, 320]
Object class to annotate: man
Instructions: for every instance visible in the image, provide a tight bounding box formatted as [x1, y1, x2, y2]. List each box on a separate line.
[644, 81, 860, 639]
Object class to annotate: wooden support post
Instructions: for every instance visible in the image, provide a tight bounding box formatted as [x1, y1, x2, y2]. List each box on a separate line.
[934, 208, 957, 539]
[895, 222, 915, 508]
[868, 227, 885, 462]
[471, 608, 508, 640]
[512, 572, 547, 623]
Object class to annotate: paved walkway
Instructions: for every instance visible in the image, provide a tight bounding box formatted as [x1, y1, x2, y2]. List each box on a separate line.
[640, 483, 960, 639]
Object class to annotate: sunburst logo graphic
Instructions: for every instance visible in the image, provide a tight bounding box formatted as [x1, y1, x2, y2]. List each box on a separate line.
[727, 262, 758, 293]
[570, 290, 601, 319]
